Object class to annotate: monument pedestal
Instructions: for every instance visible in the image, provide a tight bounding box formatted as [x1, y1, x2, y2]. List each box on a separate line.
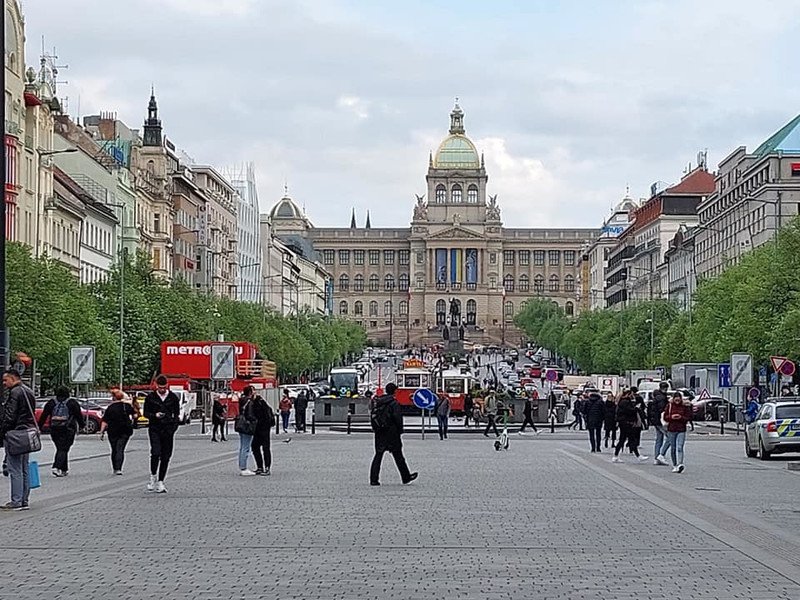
[446, 327, 464, 354]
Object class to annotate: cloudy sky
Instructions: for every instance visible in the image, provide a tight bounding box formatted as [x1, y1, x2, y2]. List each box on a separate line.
[20, 0, 800, 228]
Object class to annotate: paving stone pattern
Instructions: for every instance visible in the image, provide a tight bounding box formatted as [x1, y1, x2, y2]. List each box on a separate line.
[1, 431, 799, 599]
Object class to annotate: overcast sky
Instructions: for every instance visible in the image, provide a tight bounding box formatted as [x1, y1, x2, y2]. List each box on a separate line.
[20, 0, 800, 228]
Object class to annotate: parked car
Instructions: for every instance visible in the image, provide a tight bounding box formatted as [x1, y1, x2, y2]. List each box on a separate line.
[745, 398, 800, 459]
[692, 396, 735, 421]
[35, 398, 104, 434]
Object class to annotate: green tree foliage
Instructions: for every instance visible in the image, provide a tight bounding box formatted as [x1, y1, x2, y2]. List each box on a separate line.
[7, 244, 364, 390]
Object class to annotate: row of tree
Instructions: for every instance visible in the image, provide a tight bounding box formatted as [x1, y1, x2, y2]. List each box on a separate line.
[514, 218, 800, 374]
[7, 243, 366, 390]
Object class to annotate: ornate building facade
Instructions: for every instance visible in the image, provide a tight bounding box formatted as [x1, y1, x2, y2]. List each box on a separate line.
[269, 104, 597, 346]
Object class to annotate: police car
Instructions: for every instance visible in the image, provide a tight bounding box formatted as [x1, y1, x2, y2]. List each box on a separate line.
[744, 397, 800, 460]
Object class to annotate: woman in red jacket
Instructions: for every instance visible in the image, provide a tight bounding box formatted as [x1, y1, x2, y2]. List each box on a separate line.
[663, 392, 692, 473]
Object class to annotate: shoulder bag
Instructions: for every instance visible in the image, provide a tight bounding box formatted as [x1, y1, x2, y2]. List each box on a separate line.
[234, 399, 257, 435]
[4, 388, 42, 456]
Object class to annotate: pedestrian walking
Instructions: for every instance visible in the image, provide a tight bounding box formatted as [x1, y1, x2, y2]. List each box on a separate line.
[603, 393, 617, 448]
[569, 395, 584, 430]
[234, 387, 258, 476]
[278, 389, 292, 433]
[483, 391, 499, 437]
[295, 390, 308, 433]
[0, 369, 37, 510]
[250, 389, 275, 475]
[663, 391, 692, 473]
[143, 375, 181, 494]
[100, 390, 137, 475]
[583, 391, 605, 452]
[37, 386, 85, 477]
[211, 397, 227, 442]
[649, 382, 671, 465]
[629, 392, 648, 457]
[518, 395, 539, 435]
[612, 390, 647, 463]
[369, 383, 417, 486]
[463, 391, 474, 428]
[436, 394, 450, 440]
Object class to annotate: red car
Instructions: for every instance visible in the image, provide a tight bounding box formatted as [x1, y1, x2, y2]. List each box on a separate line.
[35, 398, 104, 434]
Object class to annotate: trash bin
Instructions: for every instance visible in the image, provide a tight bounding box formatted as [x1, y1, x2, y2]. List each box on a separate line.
[556, 403, 567, 423]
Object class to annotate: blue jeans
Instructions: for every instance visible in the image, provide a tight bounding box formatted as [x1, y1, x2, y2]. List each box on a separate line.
[655, 425, 670, 457]
[667, 431, 686, 466]
[7, 452, 30, 505]
[238, 433, 253, 471]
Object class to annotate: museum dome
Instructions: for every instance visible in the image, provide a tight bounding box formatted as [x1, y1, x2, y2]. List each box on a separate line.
[269, 195, 303, 220]
[432, 102, 480, 169]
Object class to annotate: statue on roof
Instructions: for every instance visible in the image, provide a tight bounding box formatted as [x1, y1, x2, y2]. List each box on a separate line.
[413, 193, 428, 220]
[487, 194, 501, 220]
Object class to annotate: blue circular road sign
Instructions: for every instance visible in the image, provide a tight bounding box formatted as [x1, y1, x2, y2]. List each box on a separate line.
[748, 387, 761, 400]
[413, 388, 438, 410]
[546, 369, 558, 382]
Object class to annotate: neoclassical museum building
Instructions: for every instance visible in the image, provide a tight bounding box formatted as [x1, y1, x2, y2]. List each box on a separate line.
[269, 104, 597, 346]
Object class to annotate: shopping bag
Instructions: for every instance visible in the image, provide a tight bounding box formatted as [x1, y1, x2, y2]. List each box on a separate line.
[29, 460, 41, 489]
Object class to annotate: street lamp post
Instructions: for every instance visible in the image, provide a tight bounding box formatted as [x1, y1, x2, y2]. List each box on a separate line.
[388, 284, 394, 350]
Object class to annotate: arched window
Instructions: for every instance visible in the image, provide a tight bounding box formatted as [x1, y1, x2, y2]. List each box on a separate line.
[384, 301, 392, 316]
[384, 274, 395, 291]
[503, 274, 514, 292]
[399, 300, 408, 316]
[565, 301, 574, 317]
[467, 185, 478, 203]
[534, 275, 544, 293]
[549, 274, 560, 292]
[339, 274, 349, 291]
[354, 301, 363, 316]
[339, 300, 348, 315]
[353, 274, 364, 291]
[369, 301, 378, 316]
[435, 184, 446, 203]
[436, 299, 446, 325]
[398, 273, 409, 291]
[451, 184, 462, 203]
[564, 275, 575, 292]
[466, 299, 477, 325]
[147, 160, 155, 174]
[519, 274, 529, 292]
[504, 301, 514, 317]
[369, 274, 379, 291]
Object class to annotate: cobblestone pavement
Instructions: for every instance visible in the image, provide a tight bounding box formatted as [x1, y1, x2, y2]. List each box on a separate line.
[1, 429, 799, 599]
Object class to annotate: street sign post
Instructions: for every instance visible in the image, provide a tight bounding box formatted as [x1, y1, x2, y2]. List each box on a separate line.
[413, 388, 438, 440]
[718, 363, 731, 389]
[730, 353, 752, 387]
[69, 346, 95, 384]
[748, 387, 761, 400]
[210, 344, 236, 381]
[697, 388, 711, 401]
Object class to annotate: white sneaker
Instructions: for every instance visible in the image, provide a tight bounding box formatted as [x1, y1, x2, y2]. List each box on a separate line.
[155, 481, 167, 493]
[517, 431, 525, 436]
[655, 455, 668, 466]
[240, 469, 256, 476]
[677, 464, 685, 473]
[147, 474, 157, 492]
[671, 466, 680, 473]
[637, 455, 649, 463]
[611, 456, 622, 463]
[52, 469, 62, 477]
[113, 470, 123, 476]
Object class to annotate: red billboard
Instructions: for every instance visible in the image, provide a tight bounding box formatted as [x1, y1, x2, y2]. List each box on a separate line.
[160, 341, 259, 380]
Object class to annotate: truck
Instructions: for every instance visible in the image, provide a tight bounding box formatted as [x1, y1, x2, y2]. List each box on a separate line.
[592, 374, 621, 397]
[625, 370, 663, 389]
[670, 363, 717, 390]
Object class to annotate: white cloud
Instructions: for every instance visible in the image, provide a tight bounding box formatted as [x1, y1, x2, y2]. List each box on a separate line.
[337, 95, 370, 120]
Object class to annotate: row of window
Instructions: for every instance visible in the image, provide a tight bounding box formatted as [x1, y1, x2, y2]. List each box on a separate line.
[335, 273, 410, 292]
[340, 299, 409, 317]
[503, 274, 575, 293]
[504, 249, 575, 266]
[323, 249, 410, 266]
[434, 183, 479, 203]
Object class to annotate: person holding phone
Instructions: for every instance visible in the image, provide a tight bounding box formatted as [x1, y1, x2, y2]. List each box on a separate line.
[100, 390, 137, 475]
[143, 375, 181, 493]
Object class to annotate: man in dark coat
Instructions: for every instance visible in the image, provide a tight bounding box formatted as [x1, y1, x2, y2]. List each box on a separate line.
[1, 369, 36, 510]
[143, 375, 181, 494]
[518, 395, 539, 435]
[583, 392, 605, 452]
[369, 383, 418, 486]
[294, 390, 308, 433]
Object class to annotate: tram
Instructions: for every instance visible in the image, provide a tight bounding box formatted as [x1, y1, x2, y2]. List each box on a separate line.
[435, 368, 477, 413]
[394, 358, 434, 408]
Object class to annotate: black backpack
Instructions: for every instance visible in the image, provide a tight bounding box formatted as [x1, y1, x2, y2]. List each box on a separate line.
[50, 399, 72, 430]
[370, 400, 392, 432]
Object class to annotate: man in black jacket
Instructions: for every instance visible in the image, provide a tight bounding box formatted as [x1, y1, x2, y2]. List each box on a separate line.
[583, 392, 605, 453]
[38, 386, 85, 477]
[294, 390, 308, 433]
[369, 383, 418, 486]
[649, 382, 671, 465]
[518, 395, 539, 435]
[1, 369, 36, 510]
[143, 375, 181, 494]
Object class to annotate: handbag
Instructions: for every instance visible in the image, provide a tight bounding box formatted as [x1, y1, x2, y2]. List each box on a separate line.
[234, 399, 257, 435]
[4, 388, 41, 456]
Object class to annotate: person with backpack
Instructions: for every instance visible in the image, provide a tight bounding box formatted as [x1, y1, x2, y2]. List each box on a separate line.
[278, 389, 293, 433]
[234, 387, 258, 476]
[569, 394, 584, 430]
[99, 390, 137, 475]
[37, 386, 85, 477]
[211, 397, 227, 442]
[583, 391, 605, 452]
[482, 391, 499, 438]
[251, 391, 275, 475]
[143, 375, 181, 494]
[369, 382, 418, 486]
[649, 382, 671, 465]
[612, 390, 647, 463]
[435, 394, 450, 440]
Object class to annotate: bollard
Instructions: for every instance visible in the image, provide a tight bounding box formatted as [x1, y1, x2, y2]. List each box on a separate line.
[347, 413, 352, 435]
[201, 413, 206, 435]
[311, 413, 316, 435]
[720, 413, 725, 435]
[276, 413, 280, 435]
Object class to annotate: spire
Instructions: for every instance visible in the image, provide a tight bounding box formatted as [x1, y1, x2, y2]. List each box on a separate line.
[350, 207, 357, 229]
[365, 210, 371, 229]
[480, 152, 485, 168]
[429, 151, 433, 167]
[142, 88, 162, 147]
[449, 98, 465, 135]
